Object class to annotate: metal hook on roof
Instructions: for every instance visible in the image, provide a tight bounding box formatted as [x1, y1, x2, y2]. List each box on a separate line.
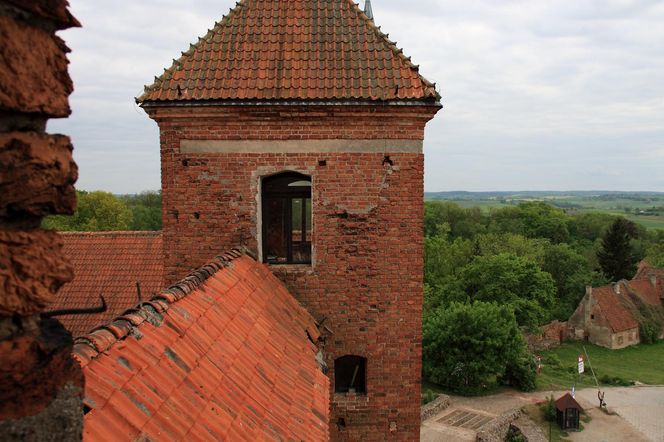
[42, 296, 107, 318]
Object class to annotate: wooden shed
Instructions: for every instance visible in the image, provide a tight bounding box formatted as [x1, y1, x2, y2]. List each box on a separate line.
[556, 393, 583, 430]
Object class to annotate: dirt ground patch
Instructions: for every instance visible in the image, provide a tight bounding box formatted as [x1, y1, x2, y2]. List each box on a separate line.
[421, 386, 662, 442]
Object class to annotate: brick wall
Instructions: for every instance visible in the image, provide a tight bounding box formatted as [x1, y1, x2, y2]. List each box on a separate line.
[0, 1, 83, 440]
[146, 103, 439, 441]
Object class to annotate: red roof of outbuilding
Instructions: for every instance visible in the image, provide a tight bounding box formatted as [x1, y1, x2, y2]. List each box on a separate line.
[137, 0, 439, 103]
[51, 231, 163, 337]
[627, 279, 663, 306]
[634, 261, 664, 280]
[74, 250, 329, 441]
[592, 286, 639, 332]
[555, 393, 582, 412]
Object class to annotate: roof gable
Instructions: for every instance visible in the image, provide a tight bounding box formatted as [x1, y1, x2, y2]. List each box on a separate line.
[555, 393, 582, 411]
[138, 0, 439, 103]
[592, 286, 639, 332]
[51, 231, 163, 337]
[75, 250, 328, 441]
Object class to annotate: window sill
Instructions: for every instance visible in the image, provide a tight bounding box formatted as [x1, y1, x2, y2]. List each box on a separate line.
[267, 263, 315, 274]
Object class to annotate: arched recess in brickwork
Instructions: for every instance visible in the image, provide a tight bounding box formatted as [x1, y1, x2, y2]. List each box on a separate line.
[334, 355, 367, 394]
[261, 172, 312, 265]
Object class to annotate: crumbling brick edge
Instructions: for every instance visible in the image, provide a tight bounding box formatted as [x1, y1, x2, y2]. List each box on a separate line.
[476, 408, 522, 442]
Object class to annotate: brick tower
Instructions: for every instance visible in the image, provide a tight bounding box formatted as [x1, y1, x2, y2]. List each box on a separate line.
[138, 1, 440, 440]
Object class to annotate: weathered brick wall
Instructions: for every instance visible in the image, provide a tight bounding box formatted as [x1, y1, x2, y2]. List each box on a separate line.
[0, 1, 83, 440]
[147, 103, 439, 441]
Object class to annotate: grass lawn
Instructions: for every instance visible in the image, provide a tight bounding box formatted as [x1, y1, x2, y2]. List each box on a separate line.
[523, 404, 571, 442]
[536, 341, 664, 391]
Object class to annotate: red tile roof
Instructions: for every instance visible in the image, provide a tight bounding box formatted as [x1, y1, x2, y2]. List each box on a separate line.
[50, 232, 163, 337]
[137, 0, 439, 103]
[592, 286, 639, 332]
[634, 261, 664, 280]
[627, 279, 663, 306]
[74, 250, 329, 441]
[555, 393, 582, 412]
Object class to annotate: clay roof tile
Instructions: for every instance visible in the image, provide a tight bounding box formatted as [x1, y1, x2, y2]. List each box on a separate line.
[137, 0, 439, 104]
[76, 250, 328, 441]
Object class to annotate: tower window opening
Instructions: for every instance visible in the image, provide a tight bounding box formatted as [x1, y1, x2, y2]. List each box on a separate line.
[262, 172, 312, 264]
[334, 355, 366, 394]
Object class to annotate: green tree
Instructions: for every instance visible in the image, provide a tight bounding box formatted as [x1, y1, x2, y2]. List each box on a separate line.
[542, 244, 595, 319]
[474, 233, 548, 266]
[571, 212, 616, 242]
[424, 201, 486, 239]
[459, 253, 556, 328]
[518, 201, 571, 243]
[44, 190, 132, 231]
[423, 301, 530, 393]
[597, 218, 639, 281]
[122, 191, 162, 230]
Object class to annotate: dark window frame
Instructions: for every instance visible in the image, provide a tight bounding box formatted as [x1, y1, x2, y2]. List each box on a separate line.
[334, 355, 367, 394]
[261, 172, 312, 265]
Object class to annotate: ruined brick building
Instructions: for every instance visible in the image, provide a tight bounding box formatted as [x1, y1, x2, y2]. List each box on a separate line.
[135, 1, 441, 439]
[568, 262, 664, 349]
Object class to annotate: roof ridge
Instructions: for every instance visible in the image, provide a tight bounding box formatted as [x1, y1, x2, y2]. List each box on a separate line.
[72, 247, 244, 366]
[345, 0, 438, 93]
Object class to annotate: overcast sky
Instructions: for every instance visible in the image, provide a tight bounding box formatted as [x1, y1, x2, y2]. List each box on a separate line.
[49, 0, 664, 193]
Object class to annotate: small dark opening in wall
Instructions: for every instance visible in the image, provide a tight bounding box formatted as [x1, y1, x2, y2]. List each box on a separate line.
[334, 355, 366, 394]
[336, 417, 346, 430]
[318, 159, 327, 167]
[194, 212, 200, 219]
[171, 209, 179, 220]
[182, 159, 189, 167]
[382, 155, 393, 166]
[591, 314, 595, 320]
[83, 404, 92, 415]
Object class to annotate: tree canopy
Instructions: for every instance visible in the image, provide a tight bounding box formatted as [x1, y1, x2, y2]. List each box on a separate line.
[43, 190, 161, 231]
[597, 218, 640, 281]
[423, 301, 533, 393]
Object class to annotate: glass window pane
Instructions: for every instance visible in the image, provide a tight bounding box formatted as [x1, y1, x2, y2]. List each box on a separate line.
[265, 198, 287, 263]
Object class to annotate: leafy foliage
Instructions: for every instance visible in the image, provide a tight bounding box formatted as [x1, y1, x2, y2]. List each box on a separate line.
[458, 254, 556, 328]
[542, 396, 556, 422]
[423, 301, 529, 393]
[43, 190, 161, 231]
[422, 199, 664, 395]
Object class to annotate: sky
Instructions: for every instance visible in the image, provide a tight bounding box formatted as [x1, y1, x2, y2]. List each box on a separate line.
[48, 0, 664, 193]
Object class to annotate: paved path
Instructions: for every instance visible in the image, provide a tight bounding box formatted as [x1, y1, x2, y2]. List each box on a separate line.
[574, 386, 664, 442]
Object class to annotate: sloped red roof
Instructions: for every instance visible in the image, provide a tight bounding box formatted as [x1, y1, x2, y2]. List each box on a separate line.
[634, 261, 664, 279]
[627, 279, 663, 306]
[592, 286, 639, 332]
[74, 250, 329, 441]
[50, 232, 164, 337]
[555, 393, 582, 412]
[137, 0, 438, 103]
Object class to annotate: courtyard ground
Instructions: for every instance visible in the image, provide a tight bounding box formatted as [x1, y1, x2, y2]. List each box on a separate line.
[421, 386, 663, 441]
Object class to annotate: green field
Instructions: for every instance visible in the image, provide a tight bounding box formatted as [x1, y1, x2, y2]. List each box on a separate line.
[425, 191, 664, 230]
[536, 341, 664, 391]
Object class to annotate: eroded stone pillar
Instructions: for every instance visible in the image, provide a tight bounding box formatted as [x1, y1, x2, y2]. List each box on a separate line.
[0, 1, 83, 440]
